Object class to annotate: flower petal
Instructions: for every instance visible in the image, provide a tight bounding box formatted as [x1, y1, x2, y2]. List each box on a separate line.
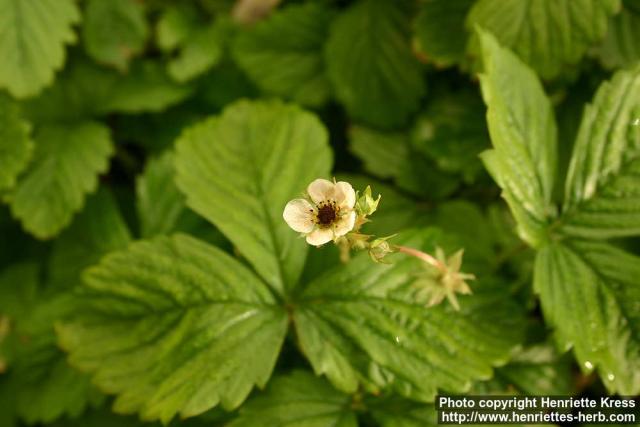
[283, 199, 316, 233]
[334, 181, 356, 209]
[333, 211, 356, 237]
[307, 178, 334, 204]
[306, 228, 334, 246]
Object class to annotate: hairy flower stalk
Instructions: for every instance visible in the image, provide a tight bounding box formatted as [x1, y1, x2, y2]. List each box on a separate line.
[284, 178, 475, 310]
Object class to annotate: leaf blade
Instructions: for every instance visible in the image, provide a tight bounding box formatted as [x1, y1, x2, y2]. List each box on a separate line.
[57, 234, 288, 423]
[0, 0, 80, 97]
[477, 30, 558, 247]
[562, 65, 640, 238]
[325, 0, 425, 128]
[6, 121, 114, 239]
[467, 0, 620, 79]
[294, 229, 525, 401]
[175, 100, 332, 295]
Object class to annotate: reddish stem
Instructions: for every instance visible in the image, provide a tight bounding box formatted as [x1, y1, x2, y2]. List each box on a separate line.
[394, 245, 445, 271]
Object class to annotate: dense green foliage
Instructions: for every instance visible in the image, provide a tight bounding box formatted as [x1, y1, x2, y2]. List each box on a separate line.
[0, 0, 639, 426]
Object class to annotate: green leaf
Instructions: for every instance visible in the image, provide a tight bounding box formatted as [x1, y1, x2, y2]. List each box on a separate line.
[167, 20, 227, 83]
[0, 0, 80, 98]
[598, 0, 640, 69]
[136, 151, 187, 238]
[496, 343, 573, 395]
[195, 60, 259, 110]
[294, 229, 524, 401]
[175, 100, 332, 295]
[349, 126, 410, 181]
[348, 126, 459, 199]
[156, 4, 196, 52]
[83, 0, 149, 71]
[23, 60, 193, 122]
[5, 121, 114, 239]
[135, 151, 224, 244]
[0, 263, 38, 323]
[49, 408, 150, 427]
[368, 397, 437, 427]
[57, 234, 288, 423]
[414, 0, 474, 67]
[534, 239, 640, 394]
[0, 263, 39, 371]
[11, 295, 105, 424]
[467, 0, 620, 79]
[48, 188, 131, 289]
[0, 267, 104, 424]
[562, 65, 640, 238]
[433, 201, 496, 276]
[229, 371, 357, 427]
[0, 96, 33, 191]
[477, 30, 558, 247]
[325, 0, 425, 128]
[233, 2, 333, 107]
[411, 87, 489, 183]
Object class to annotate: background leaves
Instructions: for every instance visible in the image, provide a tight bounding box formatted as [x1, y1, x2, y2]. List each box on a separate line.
[0, 0, 80, 97]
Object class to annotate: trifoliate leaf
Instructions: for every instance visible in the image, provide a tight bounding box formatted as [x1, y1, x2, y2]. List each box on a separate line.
[82, 0, 149, 71]
[23, 60, 192, 122]
[467, 0, 620, 79]
[57, 234, 288, 423]
[175, 100, 332, 295]
[325, 0, 425, 128]
[167, 20, 227, 83]
[229, 371, 357, 427]
[478, 30, 558, 247]
[0, 96, 33, 191]
[562, 65, 640, 238]
[597, 0, 640, 69]
[534, 239, 640, 395]
[233, 2, 334, 107]
[0, 0, 80, 98]
[48, 188, 131, 290]
[294, 229, 524, 400]
[414, 0, 474, 67]
[5, 121, 114, 239]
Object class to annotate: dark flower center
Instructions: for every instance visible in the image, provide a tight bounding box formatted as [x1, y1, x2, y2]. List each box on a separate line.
[317, 203, 337, 226]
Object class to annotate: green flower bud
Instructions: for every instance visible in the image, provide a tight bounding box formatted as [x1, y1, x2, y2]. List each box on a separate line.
[368, 235, 396, 264]
[355, 185, 381, 217]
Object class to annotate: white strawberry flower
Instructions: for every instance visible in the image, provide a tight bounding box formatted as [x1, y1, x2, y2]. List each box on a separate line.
[283, 178, 357, 246]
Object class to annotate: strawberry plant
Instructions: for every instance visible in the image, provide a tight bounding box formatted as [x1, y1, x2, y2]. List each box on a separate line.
[0, 0, 639, 426]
